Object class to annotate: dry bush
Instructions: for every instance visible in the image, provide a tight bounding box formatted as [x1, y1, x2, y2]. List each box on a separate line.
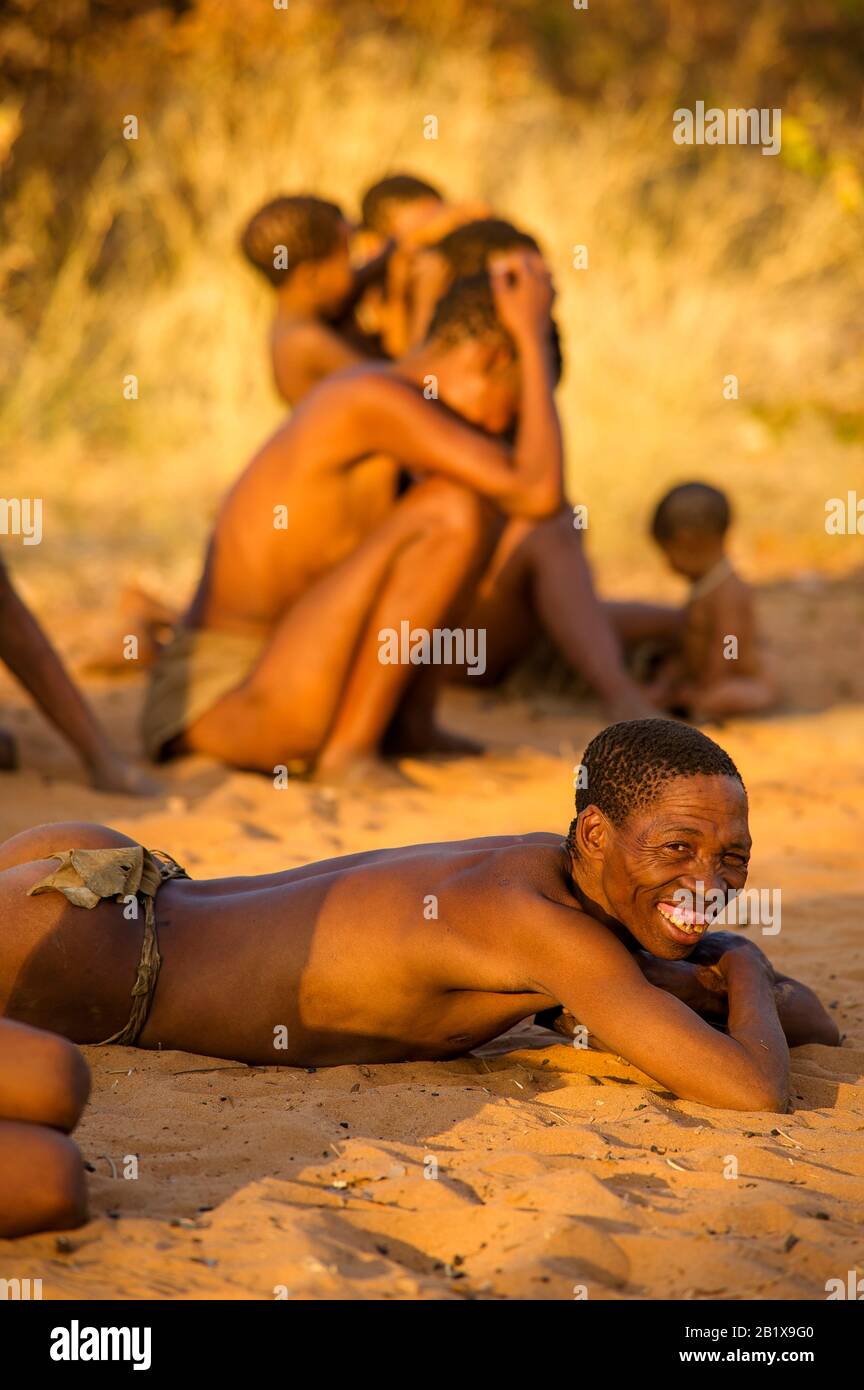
[1, 0, 861, 598]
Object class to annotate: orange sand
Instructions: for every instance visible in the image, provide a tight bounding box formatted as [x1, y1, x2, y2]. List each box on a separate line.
[0, 579, 862, 1300]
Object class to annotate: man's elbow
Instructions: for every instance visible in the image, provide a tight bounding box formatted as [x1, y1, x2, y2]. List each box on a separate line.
[505, 484, 562, 520]
[720, 1074, 789, 1114]
[741, 1083, 788, 1114]
[685, 1068, 789, 1113]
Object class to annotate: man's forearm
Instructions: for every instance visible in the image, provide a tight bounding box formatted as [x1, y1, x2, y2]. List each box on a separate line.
[723, 953, 790, 1108]
[0, 581, 114, 770]
[685, 967, 840, 1048]
[510, 331, 564, 515]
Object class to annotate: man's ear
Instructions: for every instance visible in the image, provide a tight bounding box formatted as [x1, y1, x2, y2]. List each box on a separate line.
[575, 806, 610, 862]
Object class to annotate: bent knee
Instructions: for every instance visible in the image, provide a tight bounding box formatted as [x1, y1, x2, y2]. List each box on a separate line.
[37, 1035, 91, 1131]
[34, 1130, 88, 1231]
[0, 1126, 88, 1238]
[3, 1025, 92, 1131]
[409, 479, 492, 538]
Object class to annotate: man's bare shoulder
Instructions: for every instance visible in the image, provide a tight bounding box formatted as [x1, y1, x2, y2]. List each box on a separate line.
[448, 836, 624, 946]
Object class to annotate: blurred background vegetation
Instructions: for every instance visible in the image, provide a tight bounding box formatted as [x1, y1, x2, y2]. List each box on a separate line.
[1, 0, 862, 601]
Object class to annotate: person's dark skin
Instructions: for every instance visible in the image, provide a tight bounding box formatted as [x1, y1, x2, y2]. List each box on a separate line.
[0, 1018, 90, 1237]
[0, 775, 838, 1111]
[172, 252, 566, 778]
[0, 559, 158, 794]
[268, 218, 366, 407]
[648, 525, 779, 718]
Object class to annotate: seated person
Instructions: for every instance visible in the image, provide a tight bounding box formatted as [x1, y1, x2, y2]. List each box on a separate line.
[0, 1018, 89, 1237]
[647, 483, 780, 720]
[241, 194, 385, 407]
[0, 557, 156, 794]
[0, 721, 837, 1112]
[242, 182, 485, 407]
[141, 253, 576, 781]
[363, 217, 656, 717]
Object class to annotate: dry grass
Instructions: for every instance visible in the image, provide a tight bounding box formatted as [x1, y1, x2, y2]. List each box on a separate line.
[1, 2, 862, 605]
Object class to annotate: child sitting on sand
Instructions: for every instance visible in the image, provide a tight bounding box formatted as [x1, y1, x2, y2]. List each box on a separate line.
[648, 482, 779, 720]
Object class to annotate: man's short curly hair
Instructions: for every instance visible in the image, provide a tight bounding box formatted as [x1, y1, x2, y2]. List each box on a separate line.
[427, 273, 563, 383]
[566, 719, 745, 849]
[433, 218, 540, 278]
[361, 174, 442, 234]
[240, 196, 346, 287]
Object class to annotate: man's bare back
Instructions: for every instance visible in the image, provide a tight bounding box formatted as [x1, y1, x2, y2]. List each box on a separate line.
[0, 823, 572, 1067]
[0, 720, 839, 1113]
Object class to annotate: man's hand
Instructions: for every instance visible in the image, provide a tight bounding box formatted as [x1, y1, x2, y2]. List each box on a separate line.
[691, 928, 777, 995]
[635, 952, 727, 1018]
[489, 250, 554, 341]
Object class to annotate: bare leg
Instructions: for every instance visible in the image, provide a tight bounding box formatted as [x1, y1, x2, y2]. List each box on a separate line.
[184, 480, 493, 774]
[688, 676, 780, 721]
[0, 1122, 88, 1237]
[457, 512, 656, 719]
[605, 600, 686, 645]
[0, 1019, 90, 1238]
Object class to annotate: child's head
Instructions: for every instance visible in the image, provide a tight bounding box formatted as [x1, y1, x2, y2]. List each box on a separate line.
[651, 482, 731, 580]
[360, 173, 443, 242]
[433, 218, 540, 280]
[241, 196, 353, 312]
[423, 272, 562, 435]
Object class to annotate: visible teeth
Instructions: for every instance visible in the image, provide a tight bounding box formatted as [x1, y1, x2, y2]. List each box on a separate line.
[657, 904, 707, 934]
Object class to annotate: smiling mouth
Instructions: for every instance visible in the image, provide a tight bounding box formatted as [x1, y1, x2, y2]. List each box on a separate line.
[656, 901, 710, 939]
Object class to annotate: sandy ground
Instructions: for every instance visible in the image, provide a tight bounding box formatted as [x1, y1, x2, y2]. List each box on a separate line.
[0, 574, 863, 1300]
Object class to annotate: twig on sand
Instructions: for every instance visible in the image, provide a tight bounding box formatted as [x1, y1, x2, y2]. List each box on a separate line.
[170, 1065, 252, 1076]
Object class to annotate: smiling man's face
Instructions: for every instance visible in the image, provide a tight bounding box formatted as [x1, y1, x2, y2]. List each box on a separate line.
[595, 773, 751, 959]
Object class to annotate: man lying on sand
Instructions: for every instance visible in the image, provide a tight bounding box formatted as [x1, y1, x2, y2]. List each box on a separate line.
[140, 253, 648, 782]
[0, 1018, 89, 1236]
[0, 721, 837, 1112]
[0, 556, 156, 794]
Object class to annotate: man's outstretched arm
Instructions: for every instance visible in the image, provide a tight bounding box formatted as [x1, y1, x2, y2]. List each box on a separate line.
[529, 910, 790, 1111]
